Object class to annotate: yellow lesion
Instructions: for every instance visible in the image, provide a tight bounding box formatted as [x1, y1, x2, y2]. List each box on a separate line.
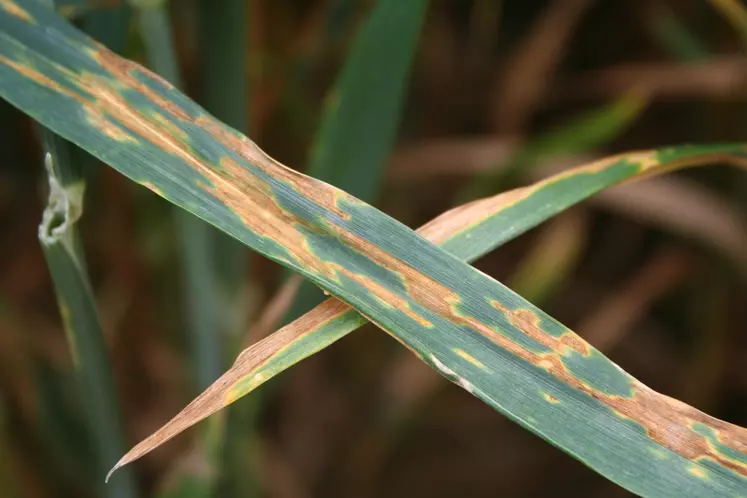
[687, 464, 710, 480]
[140, 182, 164, 196]
[59, 302, 72, 329]
[542, 392, 560, 404]
[536, 358, 555, 371]
[342, 269, 433, 328]
[224, 372, 267, 405]
[647, 447, 669, 460]
[633, 151, 663, 172]
[453, 348, 487, 370]
[0, 0, 33, 22]
[0, 54, 76, 99]
[58, 303, 81, 367]
[491, 301, 592, 357]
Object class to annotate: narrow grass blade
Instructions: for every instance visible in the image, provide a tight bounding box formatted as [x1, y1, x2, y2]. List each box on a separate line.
[112, 144, 747, 485]
[1, 4, 747, 495]
[307, 0, 426, 200]
[286, 0, 428, 321]
[37, 133, 138, 498]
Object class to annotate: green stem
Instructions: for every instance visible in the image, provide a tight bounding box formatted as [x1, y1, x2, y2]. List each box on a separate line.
[38, 131, 138, 498]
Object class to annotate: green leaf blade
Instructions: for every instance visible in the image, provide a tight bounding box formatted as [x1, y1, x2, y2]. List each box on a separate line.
[308, 0, 427, 201]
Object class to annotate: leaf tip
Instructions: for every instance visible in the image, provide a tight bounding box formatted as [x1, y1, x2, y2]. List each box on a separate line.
[105, 453, 135, 483]
[105, 462, 120, 483]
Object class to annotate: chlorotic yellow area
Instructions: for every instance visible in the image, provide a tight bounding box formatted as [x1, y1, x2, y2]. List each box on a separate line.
[453, 348, 487, 370]
[541, 392, 560, 404]
[647, 447, 669, 460]
[0, 0, 33, 23]
[687, 465, 710, 481]
[224, 372, 266, 405]
[140, 181, 165, 197]
[58, 303, 81, 367]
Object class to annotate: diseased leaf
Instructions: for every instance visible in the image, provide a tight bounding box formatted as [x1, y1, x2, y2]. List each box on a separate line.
[1, 3, 746, 495]
[111, 145, 747, 491]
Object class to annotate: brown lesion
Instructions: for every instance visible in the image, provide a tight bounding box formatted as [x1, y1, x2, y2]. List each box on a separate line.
[0, 55, 78, 99]
[454, 348, 487, 370]
[418, 187, 531, 244]
[548, 345, 747, 476]
[210, 156, 339, 278]
[195, 115, 352, 220]
[0, 0, 33, 23]
[337, 271, 433, 327]
[211, 157, 433, 329]
[77, 61, 341, 285]
[491, 301, 592, 356]
[416, 152, 649, 247]
[613, 382, 747, 477]
[483, 299, 747, 475]
[299, 212, 747, 473]
[79, 75, 200, 166]
[91, 47, 191, 121]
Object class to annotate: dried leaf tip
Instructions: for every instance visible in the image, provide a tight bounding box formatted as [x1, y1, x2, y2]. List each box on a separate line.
[105, 457, 127, 484]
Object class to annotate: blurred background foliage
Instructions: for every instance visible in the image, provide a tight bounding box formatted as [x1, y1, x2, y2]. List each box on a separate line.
[1, 0, 747, 497]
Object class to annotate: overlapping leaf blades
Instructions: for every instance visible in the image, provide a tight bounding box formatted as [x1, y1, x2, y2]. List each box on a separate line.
[115, 144, 747, 486]
[1, 2, 746, 496]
